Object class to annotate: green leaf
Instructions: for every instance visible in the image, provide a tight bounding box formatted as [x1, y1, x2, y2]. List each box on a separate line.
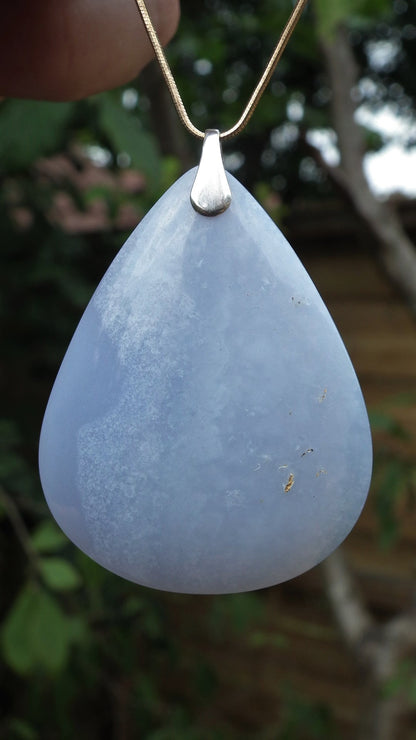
[97, 93, 161, 189]
[76, 549, 108, 587]
[65, 616, 90, 645]
[29, 588, 71, 672]
[1, 584, 71, 674]
[1, 584, 38, 674]
[315, 0, 390, 37]
[0, 419, 20, 450]
[382, 660, 416, 701]
[0, 100, 74, 171]
[315, 0, 352, 36]
[7, 718, 38, 740]
[31, 520, 68, 553]
[374, 460, 405, 549]
[369, 410, 410, 440]
[208, 593, 264, 640]
[407, 678, 416, 707]
[121, 595, 146, 617]
[39, 557, 82, 591]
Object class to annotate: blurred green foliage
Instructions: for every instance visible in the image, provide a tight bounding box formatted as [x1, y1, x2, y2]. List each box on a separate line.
[1, 1, 416, 738]
[370, 397, 416, 550]
[315, 0, 390, 37]
[383, 659, 416, 706]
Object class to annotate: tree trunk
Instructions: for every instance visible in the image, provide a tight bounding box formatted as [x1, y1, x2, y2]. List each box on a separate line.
[139, 61, 194, 171]
[323, 549, 416, 739]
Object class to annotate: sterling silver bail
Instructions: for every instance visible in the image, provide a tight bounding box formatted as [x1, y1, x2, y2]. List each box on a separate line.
[190, 129, 232, 216]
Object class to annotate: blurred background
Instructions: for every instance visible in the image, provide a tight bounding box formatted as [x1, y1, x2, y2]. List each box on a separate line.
[1, 0, 416, 738]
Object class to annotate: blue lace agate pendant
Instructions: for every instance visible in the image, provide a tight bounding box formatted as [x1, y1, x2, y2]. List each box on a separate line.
[39, 131, 372, 594]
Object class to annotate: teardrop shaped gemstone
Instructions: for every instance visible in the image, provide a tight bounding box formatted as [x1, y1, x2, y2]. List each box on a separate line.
[39, 169, 372, 594]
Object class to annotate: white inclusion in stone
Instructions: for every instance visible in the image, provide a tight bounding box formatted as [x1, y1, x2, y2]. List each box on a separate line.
[39, 169, 372, 594]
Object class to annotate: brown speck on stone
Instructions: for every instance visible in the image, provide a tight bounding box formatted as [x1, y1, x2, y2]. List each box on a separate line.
[284, 473, 295, 493]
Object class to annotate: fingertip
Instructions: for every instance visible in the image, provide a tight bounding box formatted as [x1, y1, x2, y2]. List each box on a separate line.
[0, 0, 181, 101]
[154, 0, 181, 46]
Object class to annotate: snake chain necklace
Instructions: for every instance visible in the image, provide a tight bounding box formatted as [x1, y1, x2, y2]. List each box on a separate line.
[39, 0, 372, 594]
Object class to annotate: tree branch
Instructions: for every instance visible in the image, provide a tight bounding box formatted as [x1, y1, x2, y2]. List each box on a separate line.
[322, 549, 374, 659]
[323, 549, 416, 739]
[319, 25, 416, 313]
[0, 484, 40, 574]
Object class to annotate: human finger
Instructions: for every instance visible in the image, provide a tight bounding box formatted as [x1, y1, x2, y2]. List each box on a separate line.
[0, 0, 180, 100]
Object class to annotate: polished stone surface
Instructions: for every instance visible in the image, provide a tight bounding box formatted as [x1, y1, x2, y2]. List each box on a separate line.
[39, 169, 372, 594]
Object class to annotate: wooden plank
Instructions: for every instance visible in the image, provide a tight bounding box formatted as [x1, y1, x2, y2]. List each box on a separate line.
[303, 254, 394, 299]
[327, 301, 416, 336]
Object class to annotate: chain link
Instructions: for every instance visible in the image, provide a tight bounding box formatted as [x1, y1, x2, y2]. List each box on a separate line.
[134, 0, 308, 141]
